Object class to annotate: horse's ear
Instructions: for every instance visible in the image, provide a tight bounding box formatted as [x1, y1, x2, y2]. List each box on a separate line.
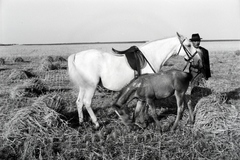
[176, 32, 181, 38]
[176, 32, 182, 41]
[176, 32, 184, 41]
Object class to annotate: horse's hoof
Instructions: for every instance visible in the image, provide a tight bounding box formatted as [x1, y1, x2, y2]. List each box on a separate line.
[78, 120, 84, 127]
[79, 119, 84, 123]
[93, 123, 100, 130]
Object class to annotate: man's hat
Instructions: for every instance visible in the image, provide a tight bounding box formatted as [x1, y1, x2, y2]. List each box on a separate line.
[190, 33, 202, 41]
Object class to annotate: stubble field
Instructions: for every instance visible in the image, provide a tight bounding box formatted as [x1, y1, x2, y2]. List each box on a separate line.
[0, 43, 240, 159]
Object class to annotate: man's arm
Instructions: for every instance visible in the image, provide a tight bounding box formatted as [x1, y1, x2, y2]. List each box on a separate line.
[200, 47, 211, 79]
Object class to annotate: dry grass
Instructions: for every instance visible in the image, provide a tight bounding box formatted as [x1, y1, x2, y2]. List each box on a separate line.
[14, 57, 24, 62]
[8, 69, 35, 81]
[44, 56, 54, 62]
[34, 93, 66, 113]
[194, 94, 240, 134]
[0, 45, 240, 159]
[10, 78, 48, 98]
[38, 60, 56, 71]
[55, 56, 67, 62]
[0, 58, 5, 65]
[2, 102, 78, 160]
[38, 57, 62, 71]
[235, 50, 240, 56]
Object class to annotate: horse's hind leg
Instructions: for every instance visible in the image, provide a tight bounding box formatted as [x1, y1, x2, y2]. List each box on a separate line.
[172, 91, 185, 131]
[83, 87, 99, 129]
[76, 88, 84, 123]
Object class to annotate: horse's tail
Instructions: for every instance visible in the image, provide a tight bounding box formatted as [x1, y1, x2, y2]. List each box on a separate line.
[68, 54, 82, 88]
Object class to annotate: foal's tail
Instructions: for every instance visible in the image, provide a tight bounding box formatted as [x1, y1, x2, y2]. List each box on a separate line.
[68, 54, 82, 88]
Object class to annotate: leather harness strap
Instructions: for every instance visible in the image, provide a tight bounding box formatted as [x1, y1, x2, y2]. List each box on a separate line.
[112, 46, 156, 74]
[140, 52, 156, 73]
[177, 38, 198, 72]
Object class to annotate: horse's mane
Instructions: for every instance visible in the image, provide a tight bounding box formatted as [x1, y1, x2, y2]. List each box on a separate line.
[140, 35, 176, 47]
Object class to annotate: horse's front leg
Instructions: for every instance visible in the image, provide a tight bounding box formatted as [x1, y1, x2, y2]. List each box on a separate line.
[76, 88, 84, 123]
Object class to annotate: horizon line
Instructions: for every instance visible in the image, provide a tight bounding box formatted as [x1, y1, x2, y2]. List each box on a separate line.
[1, 39, 240, 46]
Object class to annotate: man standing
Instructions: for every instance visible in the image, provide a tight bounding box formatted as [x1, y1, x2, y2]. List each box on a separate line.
[190, 33, 211, 80]
[188, 34, 212, 116]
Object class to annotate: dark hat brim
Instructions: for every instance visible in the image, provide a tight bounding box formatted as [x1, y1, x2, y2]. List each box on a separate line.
[190, 38, 202, 41]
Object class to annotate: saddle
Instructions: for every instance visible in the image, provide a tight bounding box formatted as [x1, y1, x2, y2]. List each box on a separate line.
[112, 46, 146, 77]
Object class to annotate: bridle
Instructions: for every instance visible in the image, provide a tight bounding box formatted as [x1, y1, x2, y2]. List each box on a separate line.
[177, 37, 202, 81]
[177, 37, 198, 71]
[177, 38, 198, 62]
[141, 35, 199, 75]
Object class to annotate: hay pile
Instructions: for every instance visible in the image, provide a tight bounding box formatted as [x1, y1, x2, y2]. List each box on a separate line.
[10, 78, 48, 98]
[192, 93, 240, 158]
[14, 57, 24, 62]
[193, 94, 240, 135]
[44, 56, 54, 62]
[34, 93, 67, 113]
[0, 58, 5, 65]
[2, 101, 78, 159]
[235, 50, 240, 56]
[55, 56, 66, 62]
[8, 69, 35, 80]
[39, 60, 56, 71]
[52, 62, 61, 69]
[38, 57, 61, 71]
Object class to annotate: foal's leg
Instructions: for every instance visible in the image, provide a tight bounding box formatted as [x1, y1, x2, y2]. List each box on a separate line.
[172, 91, 185, 131]
[83, 87, 99, 129]
[134, 101, 149, 128]
[133, 101, 145, 122]
[147, 99, 160, 128]
[185, 97, 194, 124]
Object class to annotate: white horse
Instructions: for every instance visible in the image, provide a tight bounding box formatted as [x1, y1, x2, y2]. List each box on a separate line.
[68, 32, 197, 128]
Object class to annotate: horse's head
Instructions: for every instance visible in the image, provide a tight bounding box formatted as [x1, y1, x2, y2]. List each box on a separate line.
[176, 32, 197, 62]
[188, 48, 206, 83]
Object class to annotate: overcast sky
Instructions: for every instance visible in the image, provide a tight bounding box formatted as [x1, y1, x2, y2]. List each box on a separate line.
[1, 0, 240, 44]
